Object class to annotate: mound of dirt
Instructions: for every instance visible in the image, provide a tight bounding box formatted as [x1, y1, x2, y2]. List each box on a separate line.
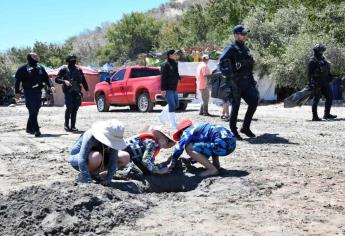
[0, 162, 249, 236]
[0, 181, 153, 236]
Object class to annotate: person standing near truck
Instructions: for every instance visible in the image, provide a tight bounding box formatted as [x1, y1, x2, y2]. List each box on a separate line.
[15, 52, 55, 137]
[159, 49, 181, 129]
[55, 54, 89, 132]
[196, 54, 211, 116]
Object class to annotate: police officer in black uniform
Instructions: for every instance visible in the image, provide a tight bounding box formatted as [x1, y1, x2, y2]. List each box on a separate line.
[219, 25, 259, 140]
[55, 54, 89, 132]
[308, 43, 337, 121]
[15, 52, 55, 137]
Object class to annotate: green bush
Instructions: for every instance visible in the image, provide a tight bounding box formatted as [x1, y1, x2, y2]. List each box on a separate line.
[271, 34, 345, 89]
[0, 54, 15, 88]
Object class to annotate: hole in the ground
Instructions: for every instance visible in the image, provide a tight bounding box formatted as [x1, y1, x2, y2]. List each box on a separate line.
[109, 161, 249, 194]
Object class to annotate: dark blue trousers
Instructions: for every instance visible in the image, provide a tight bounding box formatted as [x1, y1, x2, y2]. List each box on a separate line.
[312, 81, 333, 117]
[230, 78, 259, 132]
[24, 90, 42, 133]
[65, 92, 81, 128]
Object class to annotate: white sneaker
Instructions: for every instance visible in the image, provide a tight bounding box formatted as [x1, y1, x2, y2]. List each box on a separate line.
[168, 112, 178, 130]
[158, 105, 169, 125]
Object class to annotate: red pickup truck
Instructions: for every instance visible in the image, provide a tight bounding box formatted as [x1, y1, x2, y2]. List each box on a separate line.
[94, 66, 196, 112]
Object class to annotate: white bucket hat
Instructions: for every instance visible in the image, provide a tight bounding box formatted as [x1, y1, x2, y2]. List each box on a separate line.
[140, 125, 175, 144]
[91, 119, 127, 150]
[152, 125, 175, 144]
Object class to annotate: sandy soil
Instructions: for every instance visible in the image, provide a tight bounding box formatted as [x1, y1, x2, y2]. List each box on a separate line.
[0, 102, 345, 236]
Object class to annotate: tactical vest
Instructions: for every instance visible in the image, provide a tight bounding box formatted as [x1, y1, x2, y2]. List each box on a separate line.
[311, 57, 330, 83]
[232, 44, 254, 77]
[26, 65, 45, 90]
[62, 66, 83, 94]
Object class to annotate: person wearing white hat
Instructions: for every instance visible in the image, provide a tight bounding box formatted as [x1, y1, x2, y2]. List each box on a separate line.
[69, 119, 127, 185]
[196, 54, 211, 116]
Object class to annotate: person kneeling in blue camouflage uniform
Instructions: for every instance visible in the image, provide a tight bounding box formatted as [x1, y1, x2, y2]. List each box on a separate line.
[168, 119, 236, 177]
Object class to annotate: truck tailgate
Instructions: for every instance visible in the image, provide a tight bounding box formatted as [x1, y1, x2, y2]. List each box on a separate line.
[177, 75, 196, 94]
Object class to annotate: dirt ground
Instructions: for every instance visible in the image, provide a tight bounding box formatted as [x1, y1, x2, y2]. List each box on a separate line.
[0, 102, 345, 236]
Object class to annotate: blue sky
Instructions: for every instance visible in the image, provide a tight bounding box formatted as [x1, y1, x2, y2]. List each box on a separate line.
[0, 0, 168, 51]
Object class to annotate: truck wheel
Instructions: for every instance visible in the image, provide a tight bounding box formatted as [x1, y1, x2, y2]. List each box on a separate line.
[178, 102, 188, 111]
[137, 92, 154, 112]
[96, 94, 110, 112]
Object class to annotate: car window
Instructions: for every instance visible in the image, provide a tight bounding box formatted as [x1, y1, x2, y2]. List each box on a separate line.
[112, 69, 126, 81]
[129, 68, 160, 78]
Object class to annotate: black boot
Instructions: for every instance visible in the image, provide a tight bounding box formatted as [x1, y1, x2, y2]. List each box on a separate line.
[323, 114, 337, 119]
[232, 130, 243, 141]
[34, 130, 41, 137]
[26, 120, 34, 134]
[312, 116, 322, 121]
[203, 104, 211, 116]
[199, 105, 204, 115]
[240, 128, 256, 138]
[312, 109, 321, 121]
[64, 124, 71, 132]
[70, 111, 78, 132]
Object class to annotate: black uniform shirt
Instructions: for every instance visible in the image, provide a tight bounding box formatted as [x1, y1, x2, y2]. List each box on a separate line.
[219, 40, 254, 77]
[15, 64, 51, 93]
[55, 66, 89, 94]
[308, 56, 332, 85]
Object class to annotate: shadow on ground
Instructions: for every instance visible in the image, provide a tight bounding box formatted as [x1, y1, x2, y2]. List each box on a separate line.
[245, 133, 299, 145]
[39, 133, 69, 138]
[108, 108, 199, 113]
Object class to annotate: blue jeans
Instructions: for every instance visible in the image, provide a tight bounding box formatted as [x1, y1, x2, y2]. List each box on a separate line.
[165, 90, 179, 112]
[69, 133, 84, 170]
[24, 89, 42, 132]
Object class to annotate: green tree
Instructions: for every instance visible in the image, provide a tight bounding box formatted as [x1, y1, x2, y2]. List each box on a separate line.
[158, 21, 186, 50]
[271, 34, 345, 89]
[6, 47, 31, 65]
[33, 41, 72, 68]
[308, 2, 345, 45]
[0, 53, 15, 88]
[99, 12, 162, 63]
[179, 4, 209, 46]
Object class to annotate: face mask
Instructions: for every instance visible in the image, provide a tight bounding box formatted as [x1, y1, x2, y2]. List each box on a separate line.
[68, 60, 77, 67]
[314, 51, 324, 59]
[27, 54, 38, 67]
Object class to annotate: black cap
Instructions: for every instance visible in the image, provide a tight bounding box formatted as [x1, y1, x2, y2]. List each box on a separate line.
[166, 49, 176, 57]
[313, 43, 326, 53]
[66, 54, 77, 62]
[232, 25, 250, 35]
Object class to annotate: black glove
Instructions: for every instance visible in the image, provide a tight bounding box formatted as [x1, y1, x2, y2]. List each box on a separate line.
[308, 81, 315, 89]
